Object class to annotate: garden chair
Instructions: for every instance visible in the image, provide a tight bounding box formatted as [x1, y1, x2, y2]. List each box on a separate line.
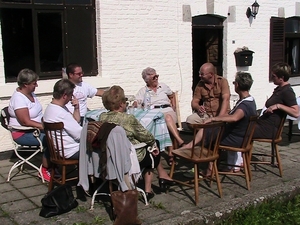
[43, 120, 79, 192]
[1, 106, 44, 182]
[169, 121, 225, 205]
[218, 116, 258, 190]
[251, 115, 286, 177]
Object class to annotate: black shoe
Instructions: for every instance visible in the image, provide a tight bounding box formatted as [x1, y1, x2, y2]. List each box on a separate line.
[76, 185, 87, 202]
[158, 178, 176, 192]
[145, 192, 154, 201]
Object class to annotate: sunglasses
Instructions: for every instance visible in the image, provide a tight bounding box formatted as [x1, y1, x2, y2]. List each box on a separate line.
[151, 75, 159, 80]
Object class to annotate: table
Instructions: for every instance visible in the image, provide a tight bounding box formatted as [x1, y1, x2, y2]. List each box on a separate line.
[85, 108, 172, 151]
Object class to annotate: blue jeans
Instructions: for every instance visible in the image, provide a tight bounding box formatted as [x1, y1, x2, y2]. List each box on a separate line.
[14, 132, 50, 159]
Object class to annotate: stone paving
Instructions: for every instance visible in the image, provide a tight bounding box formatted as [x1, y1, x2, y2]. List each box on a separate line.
[1, 123, 300, 225]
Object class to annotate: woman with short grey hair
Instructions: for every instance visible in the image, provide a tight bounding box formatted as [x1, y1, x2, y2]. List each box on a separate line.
[136, 67, 185, 166]
[8, 68, 52, 182]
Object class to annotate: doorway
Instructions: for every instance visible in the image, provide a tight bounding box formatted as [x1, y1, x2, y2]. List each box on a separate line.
[192, 15, 224, 92]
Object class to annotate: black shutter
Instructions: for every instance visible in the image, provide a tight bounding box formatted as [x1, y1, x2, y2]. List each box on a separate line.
[269, 17, 285, 81]
[64, 6, 98, 75]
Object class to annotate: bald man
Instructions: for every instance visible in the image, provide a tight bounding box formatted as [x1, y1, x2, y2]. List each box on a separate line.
[186, 63, 231, 124]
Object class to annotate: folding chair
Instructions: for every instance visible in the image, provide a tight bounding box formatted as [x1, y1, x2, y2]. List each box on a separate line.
[251, 115, 287, 177]
[170, 121, 225, 205]
[1, 107, 44, 182]
[43, 120, 79, 192]
[218, 116, 258, 190]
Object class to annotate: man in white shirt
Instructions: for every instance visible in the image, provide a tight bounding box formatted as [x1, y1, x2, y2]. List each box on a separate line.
[65, 63, 104, 124]
[43, 79, 82, 159]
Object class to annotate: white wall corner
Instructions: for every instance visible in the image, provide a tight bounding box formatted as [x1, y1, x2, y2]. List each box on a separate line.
[227, 6, 236, 23]
[278, 7, 285, 18]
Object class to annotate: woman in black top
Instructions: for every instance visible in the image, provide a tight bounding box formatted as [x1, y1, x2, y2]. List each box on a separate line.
[253, 63, 299, 139]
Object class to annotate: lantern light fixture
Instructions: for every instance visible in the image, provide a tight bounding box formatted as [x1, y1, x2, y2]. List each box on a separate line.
[246, 1, 260, 19]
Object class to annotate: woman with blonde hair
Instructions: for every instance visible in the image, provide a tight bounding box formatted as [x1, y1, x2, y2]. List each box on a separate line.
[100, 85, 175, 201]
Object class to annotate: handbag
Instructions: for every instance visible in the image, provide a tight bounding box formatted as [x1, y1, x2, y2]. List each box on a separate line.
[39, 184, 78, 218]
[111, 189, 142, 225]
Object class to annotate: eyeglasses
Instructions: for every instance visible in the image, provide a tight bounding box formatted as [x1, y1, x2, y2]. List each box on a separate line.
[73, 72, 84, 76]
[152, 75, 159, 80]
[199, 72, 211, 76]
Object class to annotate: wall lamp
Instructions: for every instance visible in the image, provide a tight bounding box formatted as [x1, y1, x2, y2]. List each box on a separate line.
[246, 1, 260, 19]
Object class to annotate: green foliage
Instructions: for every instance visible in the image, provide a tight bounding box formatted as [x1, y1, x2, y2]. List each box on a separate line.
[219, 194, 300, 225]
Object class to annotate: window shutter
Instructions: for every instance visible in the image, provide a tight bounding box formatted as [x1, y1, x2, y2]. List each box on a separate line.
[269, 17, 285, 81]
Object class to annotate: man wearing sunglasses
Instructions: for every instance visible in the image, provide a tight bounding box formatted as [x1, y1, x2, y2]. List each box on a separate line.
[65, 63, 104, 124]
[186, 62, 231, 125]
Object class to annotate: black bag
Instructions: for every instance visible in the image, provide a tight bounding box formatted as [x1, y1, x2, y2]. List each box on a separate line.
[39, 184, 78, 218]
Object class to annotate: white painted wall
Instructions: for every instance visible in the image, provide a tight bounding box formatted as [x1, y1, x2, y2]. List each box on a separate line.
[0, 0, 300, 152]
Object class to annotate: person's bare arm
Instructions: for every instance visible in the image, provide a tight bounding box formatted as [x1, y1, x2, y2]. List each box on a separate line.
[218, 78, 231, 116]
[168, 92, 176, 111]
[265, 104, 299, 118]
[15, 108, 43, 129]
[218, 93, 230, 116]
[96, 89, 104, 97]
[71, 95, 81, 123]
[191, 86, 202, 111]
[205, 108, 245, 123]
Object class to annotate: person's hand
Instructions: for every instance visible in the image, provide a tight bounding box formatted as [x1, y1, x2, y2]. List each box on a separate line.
[197, 105, 206, 117]
[203, 117, 213, 124]
[264, 104, 278, 114]
[132, 100, 138, 108]
[71, 95, 79, 110]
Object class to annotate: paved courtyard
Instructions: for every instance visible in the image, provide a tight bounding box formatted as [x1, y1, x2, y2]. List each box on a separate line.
[1, 122, 300, 225]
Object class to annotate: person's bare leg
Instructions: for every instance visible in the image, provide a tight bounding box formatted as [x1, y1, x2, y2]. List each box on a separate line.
[42, 155, 49, 168]
[144, 170, 153, 193]
[179, 128, 204, 150]
[164, 114, 184, 145]
[156, 161, 173, 180]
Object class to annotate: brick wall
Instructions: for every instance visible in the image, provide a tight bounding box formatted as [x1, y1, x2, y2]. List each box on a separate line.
[1, 0, 300, 152]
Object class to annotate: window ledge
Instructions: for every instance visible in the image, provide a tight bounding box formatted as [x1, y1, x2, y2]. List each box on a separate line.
[289, 77, 300, 86]
[0, 76, 111, 99]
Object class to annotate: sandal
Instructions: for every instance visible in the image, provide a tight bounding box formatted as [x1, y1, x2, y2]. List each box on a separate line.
[178, 142, 186, 148]
[168, 156, 174, 166]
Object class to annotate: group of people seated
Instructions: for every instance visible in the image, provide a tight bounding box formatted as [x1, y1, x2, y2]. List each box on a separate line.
[8, 61, 299, 202]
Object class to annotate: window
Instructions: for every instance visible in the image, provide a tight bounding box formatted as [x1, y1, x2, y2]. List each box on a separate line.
[0, 1, 97, 82]
[270, 17, 300, 80]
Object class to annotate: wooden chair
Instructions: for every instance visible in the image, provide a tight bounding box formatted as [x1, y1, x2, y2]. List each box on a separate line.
[43, 120, 79, 192]
[1, 107, 44, 182]
[169, 121, 225, 205]
[218, 116, 258, 190]
[251, 115, 286, 177]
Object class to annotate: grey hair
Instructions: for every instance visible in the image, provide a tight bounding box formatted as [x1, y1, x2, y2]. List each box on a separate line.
[53, 79, 75, 99]
[17, 69, 39, 87]
[235, 72, 253, 91]
[141, 67, 156, 82]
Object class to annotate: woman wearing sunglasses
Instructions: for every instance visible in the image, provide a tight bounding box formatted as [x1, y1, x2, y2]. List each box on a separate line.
[135, 67, 185, 166]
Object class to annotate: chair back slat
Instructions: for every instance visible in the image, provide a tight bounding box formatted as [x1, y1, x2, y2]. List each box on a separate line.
[43, 120, 67, 161]
[241, 115, 259, 149]
[1, 107, 10, 130]
[190, 122, 225, 159]
[275, 115, 287, 140]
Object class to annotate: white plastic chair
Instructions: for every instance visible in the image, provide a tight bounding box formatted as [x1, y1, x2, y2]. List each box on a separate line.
[1, 107, 44, 182]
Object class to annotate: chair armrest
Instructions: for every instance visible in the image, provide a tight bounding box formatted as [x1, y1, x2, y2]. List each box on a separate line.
[9, 125, 38, 131]
[9, 125, 41, 137]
